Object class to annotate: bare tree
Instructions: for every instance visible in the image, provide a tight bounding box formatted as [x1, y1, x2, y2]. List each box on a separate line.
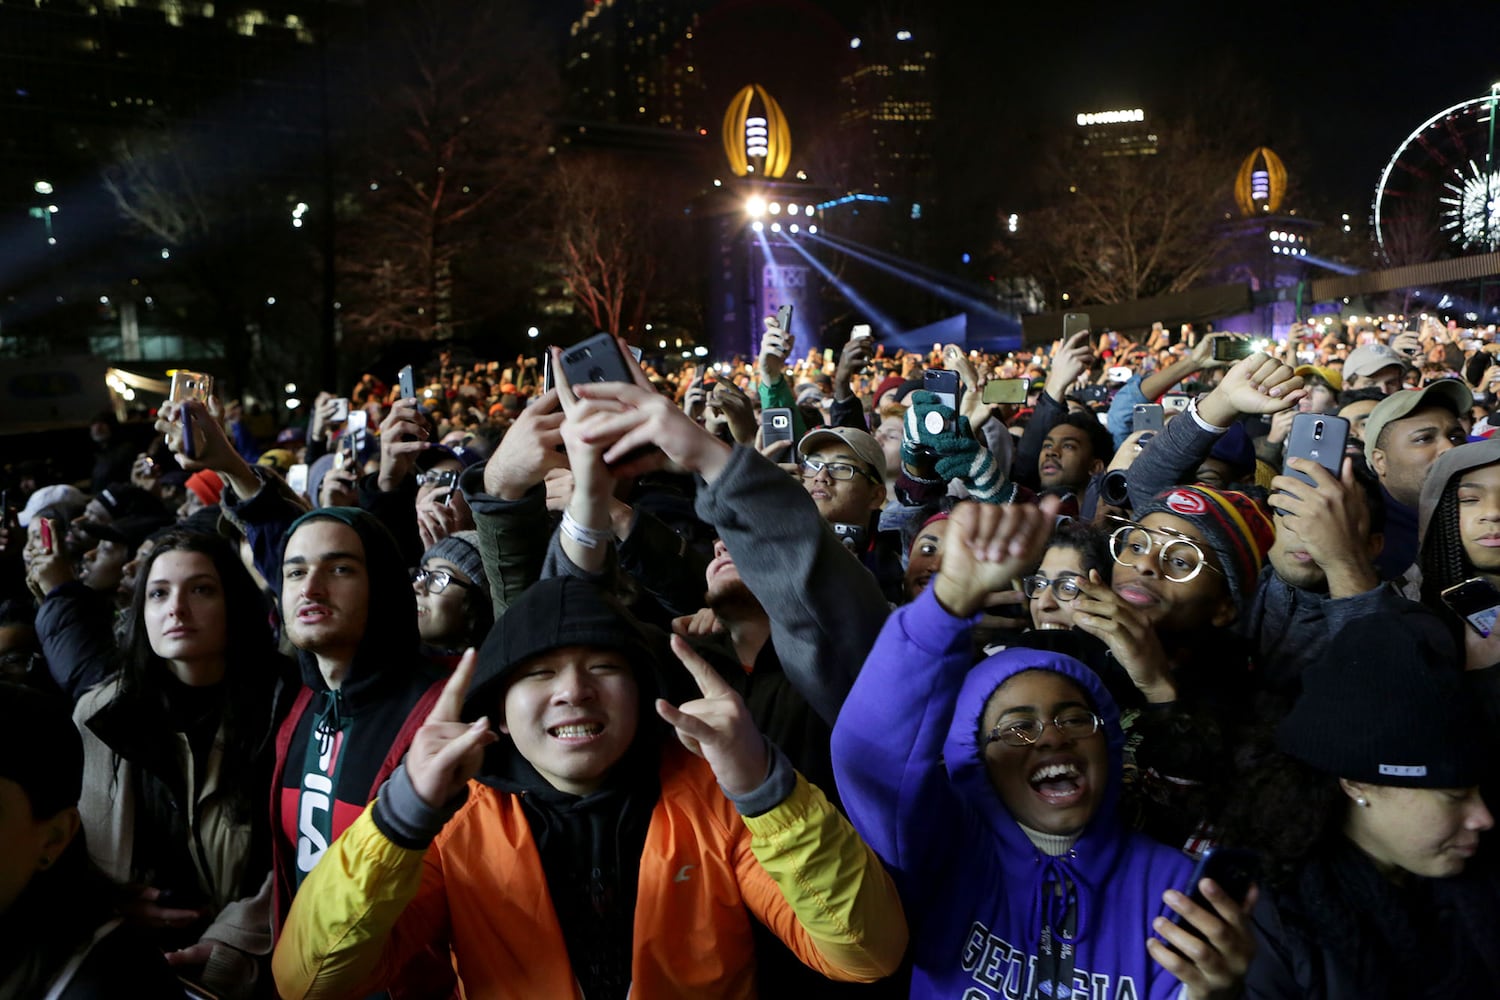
[336, 0, 556, 351]
[1000, 118, 1240, 306]
[547, 153, 703, 344]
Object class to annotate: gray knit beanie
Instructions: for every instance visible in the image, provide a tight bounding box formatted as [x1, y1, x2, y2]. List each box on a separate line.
[424, 530, 486, 591]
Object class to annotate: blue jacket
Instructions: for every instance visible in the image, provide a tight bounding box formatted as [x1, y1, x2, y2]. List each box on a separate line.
[832, 587, 1195, 1000]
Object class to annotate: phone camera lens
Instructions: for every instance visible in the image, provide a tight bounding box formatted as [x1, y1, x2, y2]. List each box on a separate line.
[588, 367, 606, 383]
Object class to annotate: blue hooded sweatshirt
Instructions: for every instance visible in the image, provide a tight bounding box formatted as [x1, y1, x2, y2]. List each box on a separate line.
[832, 586, 1196, 1000]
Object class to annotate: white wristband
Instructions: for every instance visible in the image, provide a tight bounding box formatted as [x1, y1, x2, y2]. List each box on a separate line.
[561, 510, 613, 550]
[1186, 397, 1229, 435]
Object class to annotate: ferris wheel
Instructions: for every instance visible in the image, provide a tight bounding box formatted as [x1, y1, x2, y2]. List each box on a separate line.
[1373, 88, 1500, 258]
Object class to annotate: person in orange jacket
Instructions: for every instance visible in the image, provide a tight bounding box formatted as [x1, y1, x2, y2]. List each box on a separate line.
[272, 576, 909, 999]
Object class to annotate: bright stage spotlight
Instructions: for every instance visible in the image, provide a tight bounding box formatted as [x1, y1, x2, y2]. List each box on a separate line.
[745, 195, 766, 218]
[768, 202, 781, 215]
[752, 220, 764, 232]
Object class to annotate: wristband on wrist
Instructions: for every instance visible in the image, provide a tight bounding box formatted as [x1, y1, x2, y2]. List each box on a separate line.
[560, 509, 614, 550]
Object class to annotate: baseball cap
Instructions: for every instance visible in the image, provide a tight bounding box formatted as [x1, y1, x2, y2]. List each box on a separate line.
[1293, 365, 1343, 392]
[797, 426, 888, 483]
[1363, 380, 1473, 465]
[1344, 343, 1414, 379]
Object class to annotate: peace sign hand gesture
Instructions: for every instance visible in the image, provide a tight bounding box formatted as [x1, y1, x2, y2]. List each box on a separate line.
[407, 649, 498, 809]
[655, 635, 768, 797]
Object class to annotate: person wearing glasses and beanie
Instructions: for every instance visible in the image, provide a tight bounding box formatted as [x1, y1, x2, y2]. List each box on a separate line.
[413, 530, 492, 658]
[1221, 615, 1500, 998]
[834, 500, 1259, 1000]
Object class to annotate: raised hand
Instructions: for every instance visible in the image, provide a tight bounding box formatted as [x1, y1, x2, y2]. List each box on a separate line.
[376, 398, 430, 492]
[1197, 353, 1305, 426]
[415, 488, 474, 550]
[655, 635, 767, 797]
[932, 498, 1059, 618]
[406, 649, 497, 808]
[482, 388, 568, 501]
[1069, 569, 1175, 703]
[1268, 457, 1377, 595]
[1148, 880, 1259, 1000]
[709, 379, 757, 445]
[1044, 330, 1094, 404]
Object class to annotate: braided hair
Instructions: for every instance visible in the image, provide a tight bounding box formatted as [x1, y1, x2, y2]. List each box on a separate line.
[1419, 484, 1474, 646]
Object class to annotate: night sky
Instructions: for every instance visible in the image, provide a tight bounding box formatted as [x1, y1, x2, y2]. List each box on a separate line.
[536, 0, 1500, 215]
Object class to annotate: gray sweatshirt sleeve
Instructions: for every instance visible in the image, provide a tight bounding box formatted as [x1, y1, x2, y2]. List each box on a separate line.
[1125, 406, 1223, 510]
[694, 445, 890, 725]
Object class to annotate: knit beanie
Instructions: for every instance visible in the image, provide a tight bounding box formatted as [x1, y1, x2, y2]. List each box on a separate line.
[424, 531, 486, 592]
[1277, 615, 1485, 788]
[1133, 485, 1274, 611]
[185, 470, 225, 506]
[0, 683, 83, 818]
[465, 577, 661, 719]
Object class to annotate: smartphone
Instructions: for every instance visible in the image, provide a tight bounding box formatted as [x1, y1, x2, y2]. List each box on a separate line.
[345, 409, 369, 455]
[287, 463, 309, 496]
[832, 522, 867, 553]
[982, 378, 1030, 405]
[1062, 312, 1090, 340]
[1283, 414, 1349, 487]
[923, 368, 960, 410]
[1212, 336, 1255, 363]
[398, 364, 416, 401]
[775, 304, 793, 336]
[1167, 847, 1259, 940]
[542, 350, 555, 393]
[181, 403, 196, 460]
[169, 369, 214, 405]
[851, 324, 872, 341]
[559, 332, 635, 387]
[1162, 393, 1191, 414]
[38, 517, 54, 555]
[1132, 403, 1164, 434]
[761, 407, 796, 454]
[328, 397, 350, 424]
[0, 490, 10, 526]
[1441, 578, 1500, 637]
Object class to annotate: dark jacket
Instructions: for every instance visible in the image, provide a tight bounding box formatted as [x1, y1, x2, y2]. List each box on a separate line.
[35, 581, 120, 702]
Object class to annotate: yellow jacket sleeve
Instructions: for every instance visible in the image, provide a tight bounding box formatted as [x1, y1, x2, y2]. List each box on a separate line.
[739, 772, 908, 982]
[271, 803, 451, 1000]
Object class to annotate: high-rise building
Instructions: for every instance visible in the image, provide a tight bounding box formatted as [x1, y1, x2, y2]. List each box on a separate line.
[1073, 107, 1159, 159]
[836, 11, 935, 217]
[562, 0, 705, 134]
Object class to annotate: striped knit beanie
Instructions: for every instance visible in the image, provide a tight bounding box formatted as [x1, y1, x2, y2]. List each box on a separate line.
[1133, 485, 1273, 611]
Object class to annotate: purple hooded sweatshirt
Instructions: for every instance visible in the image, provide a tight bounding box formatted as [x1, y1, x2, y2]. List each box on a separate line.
[832, 587, 1197, 1000]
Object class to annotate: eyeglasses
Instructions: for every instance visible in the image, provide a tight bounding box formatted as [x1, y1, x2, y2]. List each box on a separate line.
[416, 469, 458, 490]
[986, 710, 1102, 748]
[1106, 516, 1223, 583]
[1020, 575, 1082, 601]
[801, 457, 879, 484]
[410, 567, 478, 595]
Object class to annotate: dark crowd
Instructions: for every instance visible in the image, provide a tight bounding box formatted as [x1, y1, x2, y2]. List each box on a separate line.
[2, 310, 1499, 999]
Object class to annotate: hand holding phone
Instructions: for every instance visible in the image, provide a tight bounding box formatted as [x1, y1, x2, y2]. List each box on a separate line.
[981, 378, 1030, 405]
[1163, 847, 1258, 951]
[38, 517, 54, 555]
[1131, 403, 1164, 434]
[1442, 578, 1500, 637]
[923, 368, 960, 410]
[1282, 415, 1349, 487]
[398, 365, 416, 402]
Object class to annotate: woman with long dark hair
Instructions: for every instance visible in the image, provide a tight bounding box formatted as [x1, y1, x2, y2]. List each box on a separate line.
[1222, 615, 1500, 997]
[73, 529, 291, 999]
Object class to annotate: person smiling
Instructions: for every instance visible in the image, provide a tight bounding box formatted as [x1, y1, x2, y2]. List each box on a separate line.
[833, 500, 1258, 1000]
[273, 577, 908, 997]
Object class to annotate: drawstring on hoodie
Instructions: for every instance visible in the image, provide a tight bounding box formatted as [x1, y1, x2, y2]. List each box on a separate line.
[1032, 854, 1080, 997]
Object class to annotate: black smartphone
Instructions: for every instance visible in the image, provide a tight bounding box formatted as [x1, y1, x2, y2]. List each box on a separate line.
[761, 407, 796, 454]
[0, 490, 10, 526]
[1283, 414, 1349, 487]
[181, 403, 196, 460]
[982, 378, 1030, 405]
[1132, 403, 1164, 434]
[1167, 847, 1259, 940]
[398, 364, 416, 402]
[559, 332, 635, 387]
[923, 368, 960, 410]
[1063, 312, 1090, 340]
[1441, 578, 1500, 637]
[1212, 336, 1255, 363]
